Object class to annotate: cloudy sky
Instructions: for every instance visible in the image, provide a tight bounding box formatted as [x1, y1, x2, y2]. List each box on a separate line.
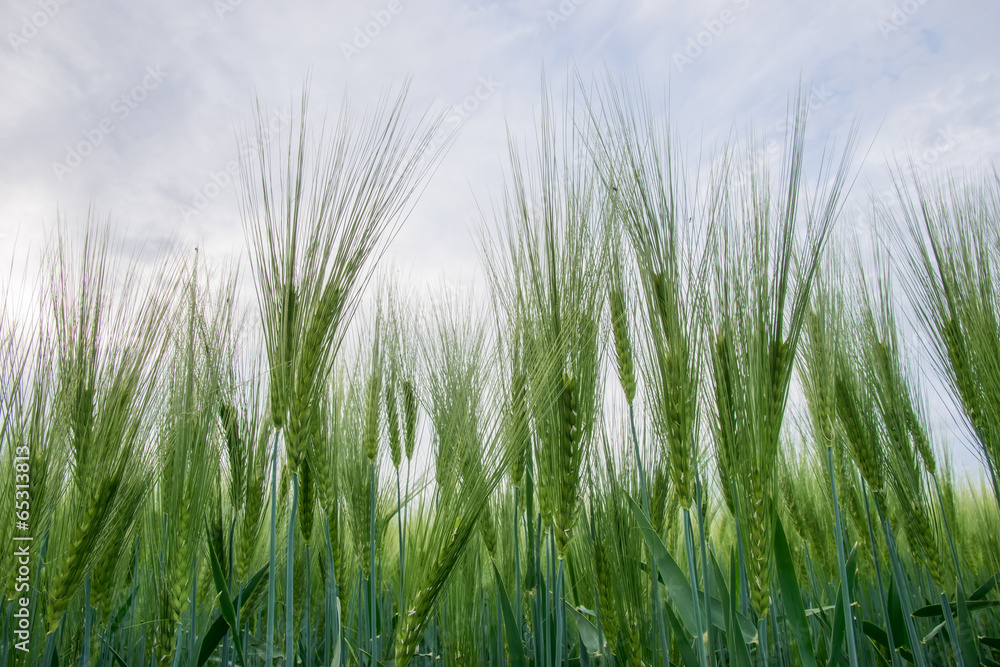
[2, 0, 999, 470]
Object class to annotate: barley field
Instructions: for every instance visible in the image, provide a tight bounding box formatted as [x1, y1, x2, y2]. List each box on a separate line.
[2, 83, 999, 667]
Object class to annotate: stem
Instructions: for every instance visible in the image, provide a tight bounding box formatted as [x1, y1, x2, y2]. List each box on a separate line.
[555, 555, 566, 667]
[396, 466, 405, 624]
[287, 471, 299, 667]
[266, 429, 279, 667]
[514, 486, 522, 640]
[973, 423, 1000, 515]
[874, 492, 929, 667]
[939, 588, 964, 663]
[83, 577, 92, 667]
[730, 477, 751, 619]
[695, 471, 716, 665]
[628, 404, 669, 666]
[758, 617, 769, 666]
[43, 629, 58, 667]
[305, 542, 312, 667]
[403, 457, 411, 614]
[862, 478, 901, 667]
[369, 461, 377, 663]
[987, 454, 1000, 516]
[827, 446, 859, 667]
[190, 552, 198, 663]
[684, 508, 708, 667]
[931, 474, 962, 588]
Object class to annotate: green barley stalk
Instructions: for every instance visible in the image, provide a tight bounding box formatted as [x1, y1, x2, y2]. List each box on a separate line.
[380, 288, 411, 636]
[45, 224, 177, 638]
[588, 77, 716, 664]
[482, 84, 603, 556]
[602, 197, 671, 664]
[1, 304, 66, 606]
[233, 382, 272, 582]
[149, 261, 225, 663]
[857, 254, 945, 587]
[392, 324, 489, 663]
[590, 76, 710, 513]
[800, 265, 869, 665]
[241, 84, 445, 450]
[708, 91, 858, 618]
[239, 83, 446, 659]
[363, 319, 382, 660]
[593, 429, 650, 664]
[892, 169, 1000, 512]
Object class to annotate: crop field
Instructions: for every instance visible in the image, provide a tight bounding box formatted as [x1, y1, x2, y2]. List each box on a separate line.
[2, 83, 999, 667]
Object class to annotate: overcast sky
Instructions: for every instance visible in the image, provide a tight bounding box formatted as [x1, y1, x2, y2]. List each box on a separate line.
[2, 0, 999, 473]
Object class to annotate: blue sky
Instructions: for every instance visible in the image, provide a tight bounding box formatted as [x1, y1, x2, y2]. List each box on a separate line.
[2, 0, 999, 473]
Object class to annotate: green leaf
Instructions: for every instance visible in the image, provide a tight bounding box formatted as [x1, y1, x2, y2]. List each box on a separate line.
[197, 561, 268, 667]
[980, 637, 1000, 650]
[888, 575, 911, 652]
[921, 620, 947, 644]
[970, 574, 998, 601]
[708, 596, 758, 644]
[206, 529, 248, 667]
[912, 599, 998, 618]
[805, 606, 837, 618]
[827, 579, 847, 667]
[106, 591, 135, 637]
[774, 518, 818, 667]
[863, 621, 890, 653]
[664, 602, 700, 667]
[493, 561, 528, 667]
[99, 636, 130, 667]
[330, 596, 343, 667]
[565, 602, 604, 656]
[865, 621, 916, 663]
[626, 495, 698, 637]
[238, 565, 270, 607]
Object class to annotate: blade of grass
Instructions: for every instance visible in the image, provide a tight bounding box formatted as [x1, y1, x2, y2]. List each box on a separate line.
[205, 529, 248, 667]
[774, 518, 818, 667]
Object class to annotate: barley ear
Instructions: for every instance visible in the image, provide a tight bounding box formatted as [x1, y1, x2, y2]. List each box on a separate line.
[402, 377, 418, 461]
[608, 270, 636, 406]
